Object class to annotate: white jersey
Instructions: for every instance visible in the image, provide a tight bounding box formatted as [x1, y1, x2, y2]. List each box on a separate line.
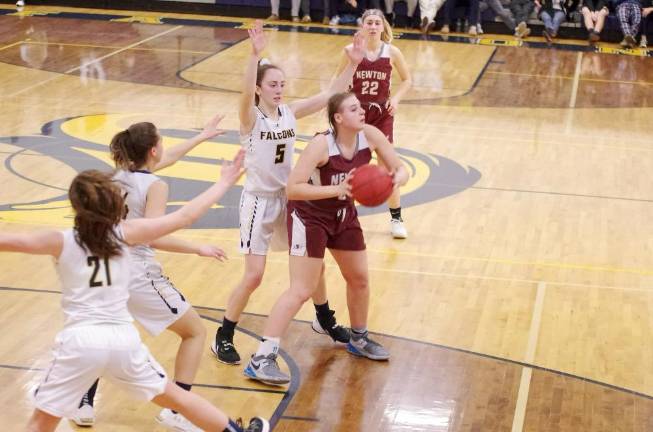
[56, 228, 133, 330]
[241, 104, 296, 194]
[112, 169, 159, 261]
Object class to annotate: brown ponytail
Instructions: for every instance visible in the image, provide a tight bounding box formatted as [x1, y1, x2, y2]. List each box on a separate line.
[69, 170, 125, 259]
[109, 122, 159, 171]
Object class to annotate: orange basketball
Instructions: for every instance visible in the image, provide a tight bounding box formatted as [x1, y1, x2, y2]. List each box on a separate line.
[351, 164, 394, 207]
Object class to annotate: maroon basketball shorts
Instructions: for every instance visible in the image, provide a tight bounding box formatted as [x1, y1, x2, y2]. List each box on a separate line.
[364, 102, 394, 143]
[287, 206, 366, 259]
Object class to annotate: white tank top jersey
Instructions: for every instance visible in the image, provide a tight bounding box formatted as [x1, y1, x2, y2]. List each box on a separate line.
[112, 169, 159, 261]
[241, 104, 296, 195]
[56, 228, 133, 329]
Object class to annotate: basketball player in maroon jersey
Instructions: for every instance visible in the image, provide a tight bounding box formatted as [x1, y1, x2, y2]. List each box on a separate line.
[243, 92, 408, 385]
[335, 8, 413, 239]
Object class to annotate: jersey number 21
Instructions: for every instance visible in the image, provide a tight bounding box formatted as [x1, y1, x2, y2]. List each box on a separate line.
[88, 256, 112, 287]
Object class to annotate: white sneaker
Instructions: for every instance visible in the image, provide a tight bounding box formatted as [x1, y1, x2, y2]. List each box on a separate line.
[71, 403, 95, 427]
[477, 23, 484, 34]
[390, 219, 407, 239]
[329, 15, 340, 26]
[156, 409, 201, 432]
[16, 0, 25, 7]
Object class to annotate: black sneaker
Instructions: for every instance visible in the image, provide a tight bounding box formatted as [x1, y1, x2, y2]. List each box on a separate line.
[237, 417, 270, 432]
[312, 310, 350, 343]
[210, 327, 241, 365]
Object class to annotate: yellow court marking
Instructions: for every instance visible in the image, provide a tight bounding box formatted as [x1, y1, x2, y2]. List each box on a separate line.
[0, 41, 23, 52]
[111, 15, 164, 24]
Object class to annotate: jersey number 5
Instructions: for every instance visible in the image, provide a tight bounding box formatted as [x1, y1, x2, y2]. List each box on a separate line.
[88, 256, 112, 287]
[361, 81, 379, 96]
[275, 143, 286, 164]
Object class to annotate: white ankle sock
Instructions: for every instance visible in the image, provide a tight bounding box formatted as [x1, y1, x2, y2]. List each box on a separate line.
[256, 337, 280, 357]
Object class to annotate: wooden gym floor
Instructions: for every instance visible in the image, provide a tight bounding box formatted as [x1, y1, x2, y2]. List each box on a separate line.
[0, 4, 652, 431]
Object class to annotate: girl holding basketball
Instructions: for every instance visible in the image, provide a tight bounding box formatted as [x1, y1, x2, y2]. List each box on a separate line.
[244, 91, 408, 385]
[335, 8, 413, 239]
[74, 115, 229, 431]
[211, 20, 366, 366]
[1, 153, 270, 432]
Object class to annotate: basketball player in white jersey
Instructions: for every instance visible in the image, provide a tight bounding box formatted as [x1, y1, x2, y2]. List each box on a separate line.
[211, 21, 366, 365]
[0, 154, 270, 432]
[73, 115, 228, 431]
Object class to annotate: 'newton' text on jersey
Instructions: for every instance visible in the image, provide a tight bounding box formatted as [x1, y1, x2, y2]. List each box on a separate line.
[331, 172, 347, 185]
[355, 70, 388, 81]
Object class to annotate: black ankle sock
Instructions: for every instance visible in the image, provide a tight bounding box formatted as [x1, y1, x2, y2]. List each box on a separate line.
[314, 301, 331, 316]
[220, 318, 237, 338]
[171, 382, 192, 414]
[176, 381, 192, 392]
[80, 379, 99, 408]
[390, 207, 402, 220]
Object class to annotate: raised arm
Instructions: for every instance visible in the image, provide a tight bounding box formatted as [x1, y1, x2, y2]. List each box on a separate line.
[286, 135, 352, 200]
[153, 114, 226, 172]
[150, 236, 227, 261]
[364, 124, 408, 188]
[387, 45, 413, 116]
[240, 20, 266, 135]
[122, 149, 245, 245]
[0, 230, 63, 257]
[289, 32, 365, 120]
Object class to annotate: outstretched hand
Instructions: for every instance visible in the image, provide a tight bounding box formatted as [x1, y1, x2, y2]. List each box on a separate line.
[198, 114, 226, 140]
[220, 148, 246, 185]
[345, 31, 366, 66]
[248, 20, 266, 57]
[198, 244, 228, 261]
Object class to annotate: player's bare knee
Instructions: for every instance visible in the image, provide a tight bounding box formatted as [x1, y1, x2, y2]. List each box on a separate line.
[243, 271, 264, 291]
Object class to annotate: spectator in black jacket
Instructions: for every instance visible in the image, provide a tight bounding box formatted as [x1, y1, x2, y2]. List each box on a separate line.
[581, 0, 609, 42]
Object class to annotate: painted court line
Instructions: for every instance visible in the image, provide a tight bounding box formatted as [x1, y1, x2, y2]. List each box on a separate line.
[569, 52, 583, 109]
[6, 25, 183, 99]
[511, 281, 546, 432]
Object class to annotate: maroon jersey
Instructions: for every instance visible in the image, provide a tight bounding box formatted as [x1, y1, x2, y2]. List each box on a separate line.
[351, 43, 392, 105]
[288, 129, 371, 258]
[292, 129, 371, 215]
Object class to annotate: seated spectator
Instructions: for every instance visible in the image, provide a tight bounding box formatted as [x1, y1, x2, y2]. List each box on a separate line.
[641, 0, 652, 47]
[442, 0, 481, 34]
[612, 0, 642, 47]
[384, 0, 419, 27]
[581, 0, 609, 42]
[269, 0, 311, 21]
[328, 0, 367, 24]
[536, 0, 567, 43]
[511, 0, 536, 34]
[419, 0, 447, 33]
[478, 0, 532, 37]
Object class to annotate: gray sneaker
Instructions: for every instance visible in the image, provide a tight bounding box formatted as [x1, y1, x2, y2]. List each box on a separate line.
[244, 353, 290, 385]
[347, 332, 390, 360]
